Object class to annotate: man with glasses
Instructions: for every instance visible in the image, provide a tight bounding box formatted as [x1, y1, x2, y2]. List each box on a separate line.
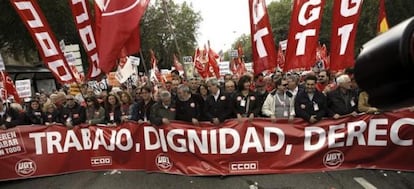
[262, 79, 293, 122]
[294, 75, 327, 123]
[60, 94, 86, 127]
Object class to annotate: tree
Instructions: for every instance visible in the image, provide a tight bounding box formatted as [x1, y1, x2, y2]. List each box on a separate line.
[228, 34, 252, 62]
[0, 1, 79, 63]
[140, 0, 201, 70]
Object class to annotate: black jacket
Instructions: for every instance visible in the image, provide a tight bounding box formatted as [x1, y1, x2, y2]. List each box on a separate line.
[204, 91, 234, 123]
[60, 103, 86, 126]
[294, 90, 327, 122]
[327, 88, 359, 116]
[175, 95, 201, 122]
[0, 106, 22, 128]
[23, 109, 44, 125]
[233, 91, 261, 117]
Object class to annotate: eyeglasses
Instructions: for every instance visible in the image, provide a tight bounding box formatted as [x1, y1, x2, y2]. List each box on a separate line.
[282, 84, 288, 86]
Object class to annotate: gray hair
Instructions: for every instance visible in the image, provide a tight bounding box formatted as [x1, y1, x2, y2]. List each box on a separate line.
[177, 84, 190, 93]
[336, 74, 351, 85]
[159, 90, 171, 100]
[206, 78, 220, 87]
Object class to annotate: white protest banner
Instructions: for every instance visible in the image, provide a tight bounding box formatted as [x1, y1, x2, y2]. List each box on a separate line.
[115, 56, 139, 83]
[15, 79, 31, 98]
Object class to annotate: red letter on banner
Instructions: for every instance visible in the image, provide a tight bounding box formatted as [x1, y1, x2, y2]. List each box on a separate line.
[285, 0, 325, 71]
[249, 0, 277, 75]
[329, 0, 363, 71]
[68, 0, 102, 79]
[10, 0, 75, 83]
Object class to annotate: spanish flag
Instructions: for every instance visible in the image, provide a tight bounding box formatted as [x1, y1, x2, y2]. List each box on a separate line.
[377, 0, 389, 34]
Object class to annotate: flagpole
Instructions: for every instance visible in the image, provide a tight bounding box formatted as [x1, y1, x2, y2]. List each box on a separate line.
[162, 0, 182, 57]
[139, 50, 149, 81]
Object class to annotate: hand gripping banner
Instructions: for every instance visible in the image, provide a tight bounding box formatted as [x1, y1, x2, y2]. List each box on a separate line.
[10, 0, 76, 84]
[1, 110, 414, 181]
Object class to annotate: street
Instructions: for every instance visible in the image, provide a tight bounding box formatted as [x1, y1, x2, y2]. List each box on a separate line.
[2, 169, 414, 189]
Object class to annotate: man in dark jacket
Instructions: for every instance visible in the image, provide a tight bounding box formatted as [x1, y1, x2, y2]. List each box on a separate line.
[327, 74, 358, 119]
[60, 95, 86, 127]
[294, 75, 327, 123]
[175, 84, 201, 125]
[204, 78, 234, 125]
[150, 90, 176, 126]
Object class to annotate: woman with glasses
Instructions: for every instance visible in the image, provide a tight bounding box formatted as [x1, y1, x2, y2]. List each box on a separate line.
[262, 78, 293, 122]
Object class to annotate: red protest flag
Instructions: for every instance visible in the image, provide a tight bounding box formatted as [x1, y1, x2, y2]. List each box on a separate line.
[95, 0, 150, 73]
[194, 48, 209, 79]
[249, 0, 277, 75]
[207, 42, 221, 79]
[277, 44, 285, 71]
[284, 0, 326, 71]
[0, 71, 21, 104]
[329, 0, 363, 71]
[10, 0, 76, 84]
[378, 0, 389, 34]
[68, 0, 102, 80]
[173, 54, 184, 72]
[235, 42, 247, 76]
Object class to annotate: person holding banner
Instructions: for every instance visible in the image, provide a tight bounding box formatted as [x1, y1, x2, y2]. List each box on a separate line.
[23, 99, 44, 125]
[234, 75, 261, 122]
[60, 95, 86, 127]
[262, 78, 293, 122]
[175, 84, 201, 125]
[42, 102, 60, 125]
[326, 74, 359, 119]
[204, 78, 234, 125]
[130, 86, 155, 124]
[294, 75, 327, 124]
[150, 90, 176, 126]
[85, 96, 105, 125]
[104, 94, 122, 126]
[0, 100, 22, 129]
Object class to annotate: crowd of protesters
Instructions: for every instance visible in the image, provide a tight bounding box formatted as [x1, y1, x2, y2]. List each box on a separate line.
[0, 68, 411, 130]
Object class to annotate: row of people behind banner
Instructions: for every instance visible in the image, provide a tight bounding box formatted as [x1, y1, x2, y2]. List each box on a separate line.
[0, 68, 406, 129]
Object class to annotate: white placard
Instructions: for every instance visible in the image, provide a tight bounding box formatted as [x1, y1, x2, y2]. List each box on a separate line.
[115, 56, 139, 83]
[0, 54, 4, 71]
[15, 79, 31, 98]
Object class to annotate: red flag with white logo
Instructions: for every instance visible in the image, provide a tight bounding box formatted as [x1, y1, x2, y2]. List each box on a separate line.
[10, 0, 76, 84]
[285, 0, 325, 71]
[329, 0, 363, 71]
[207, 42, 221, 79]
[249, 0, 277, 75]
[68, 0, 102, 80]
[194, 48, 209, 79]
[95, 0, 150, 73]
[0, 71, 21, 104]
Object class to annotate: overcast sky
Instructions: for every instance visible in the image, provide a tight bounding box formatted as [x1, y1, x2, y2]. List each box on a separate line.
[171, 0, 248, 52]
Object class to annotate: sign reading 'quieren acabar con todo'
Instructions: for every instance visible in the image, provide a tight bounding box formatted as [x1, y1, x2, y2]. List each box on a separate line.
[2, 110, 414, 181]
